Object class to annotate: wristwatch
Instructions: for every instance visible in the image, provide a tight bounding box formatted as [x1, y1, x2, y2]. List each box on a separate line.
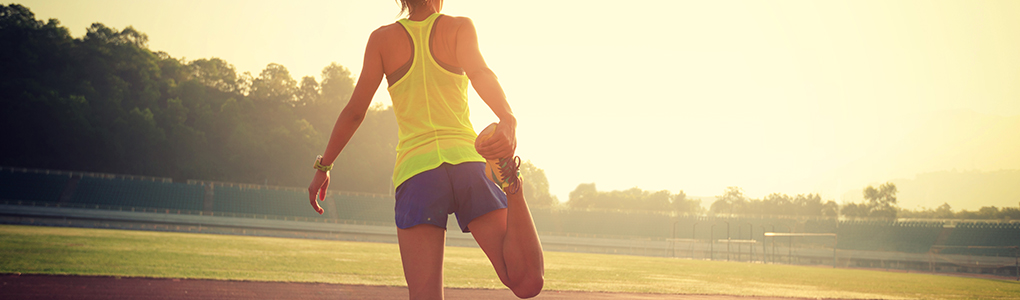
[313, 155, 333, 172]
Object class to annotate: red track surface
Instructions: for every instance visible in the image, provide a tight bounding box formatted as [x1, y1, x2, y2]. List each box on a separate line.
[0, 274, 827, 300]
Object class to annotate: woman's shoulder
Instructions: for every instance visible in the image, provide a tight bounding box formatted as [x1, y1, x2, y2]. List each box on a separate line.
[366, 22, 408, 47]
[439, 15, 474, 28]
[371, 22, 405, 37]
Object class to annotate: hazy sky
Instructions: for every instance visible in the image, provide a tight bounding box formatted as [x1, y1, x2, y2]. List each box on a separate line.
[14, 0, 1020, 210]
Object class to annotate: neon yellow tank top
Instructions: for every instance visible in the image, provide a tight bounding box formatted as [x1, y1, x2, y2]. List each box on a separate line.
[388, 13, 485, 188]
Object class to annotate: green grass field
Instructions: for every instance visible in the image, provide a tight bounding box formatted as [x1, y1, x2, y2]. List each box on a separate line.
[1, 224, 1017, 299]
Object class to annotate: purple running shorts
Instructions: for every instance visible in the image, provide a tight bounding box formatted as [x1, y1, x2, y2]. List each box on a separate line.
[394, 162, 508, 233]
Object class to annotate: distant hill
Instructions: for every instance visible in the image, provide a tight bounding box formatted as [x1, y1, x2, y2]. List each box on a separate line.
[881, 110, 1020, 175]
[894, 169, 1020, 211]
[839, 170, 1020, 212]
[834, 110, 1020, 211]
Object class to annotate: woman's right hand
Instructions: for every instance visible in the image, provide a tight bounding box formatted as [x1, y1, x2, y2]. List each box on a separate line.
[307, 170, 329, 214]
[476, 120, 516, 160]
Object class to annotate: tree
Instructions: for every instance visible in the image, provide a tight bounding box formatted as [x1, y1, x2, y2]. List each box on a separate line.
[248, 63, 297, 106]
[934, 203, 954, 218]
[319, 63, 354, 108]
[567, 184, 689, 212]
[863, 182, 898, 219]
[669, 190, 702, 214]
[840, 202, 869, 218]
[710, 186, 746, 214]
[567, 183, 599, 209]
[998, 207, 1020, 220]
[0, 6, 394, 190]
[520, 161, 558, 207]
[189, 58, 240, 93]
[294, 62, 355, 143]
[839, 182, 899, 219]
[327, 104, 398, 194]
[296, 76, 320, 107]
[762, 193, 793, 215]
[821, 200, 839, 217]
[643, 190, 671, 211]
[793, 193, 824, 216]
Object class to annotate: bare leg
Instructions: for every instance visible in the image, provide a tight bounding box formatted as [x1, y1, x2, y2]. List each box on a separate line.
[398, 224, 447, 300]
[468, 190, 544, 298]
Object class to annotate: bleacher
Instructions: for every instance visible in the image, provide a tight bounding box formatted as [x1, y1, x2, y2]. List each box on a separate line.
[333, 193, 392, 224]
[212, 185, 326, 219]
[532, 209, 675, 239]
[71, 177, 204, 211]
[940, 222, 1020, 256]
[835, 220, 943, 253]
[0, 169, 71, 203]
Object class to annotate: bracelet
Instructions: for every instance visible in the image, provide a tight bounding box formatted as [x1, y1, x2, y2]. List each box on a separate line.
[313, 155, 333, 172]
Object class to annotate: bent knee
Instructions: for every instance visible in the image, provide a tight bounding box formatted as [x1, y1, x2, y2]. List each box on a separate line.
[510, 276, 543, 299]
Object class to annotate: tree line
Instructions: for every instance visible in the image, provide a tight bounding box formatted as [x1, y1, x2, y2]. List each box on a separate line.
[564, 184, 844, 217]
[899, 203, 1020, 220]
[567, 183, 703, 213]
[567, 181, 1020, 221]
[563, 183, 875, 218]
[0, 4, 559, 203]
[708, 186, 840, 217]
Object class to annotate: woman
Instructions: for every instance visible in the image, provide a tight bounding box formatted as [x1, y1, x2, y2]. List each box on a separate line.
[306, 0, 544, 299]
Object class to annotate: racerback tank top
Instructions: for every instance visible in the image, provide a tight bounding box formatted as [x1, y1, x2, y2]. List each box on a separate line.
[388, 13, 485, 189]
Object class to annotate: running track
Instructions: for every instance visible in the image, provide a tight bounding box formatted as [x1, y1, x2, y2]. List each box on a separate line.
[0, 274, 829, 300]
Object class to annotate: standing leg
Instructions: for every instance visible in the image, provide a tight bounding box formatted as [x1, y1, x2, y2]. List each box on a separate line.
[398, 224, 447, 300]
[468, 190, 544, 298]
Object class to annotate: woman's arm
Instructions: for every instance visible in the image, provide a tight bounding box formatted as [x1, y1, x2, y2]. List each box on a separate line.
[453, 17, 517, 159]
[307, 29, 386, 214]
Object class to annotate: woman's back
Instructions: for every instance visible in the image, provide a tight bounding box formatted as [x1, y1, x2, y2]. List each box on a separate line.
[377, 13, 468, 85]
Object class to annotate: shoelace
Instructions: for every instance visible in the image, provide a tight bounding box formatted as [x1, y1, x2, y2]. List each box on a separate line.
[498, 155, 522, 194]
